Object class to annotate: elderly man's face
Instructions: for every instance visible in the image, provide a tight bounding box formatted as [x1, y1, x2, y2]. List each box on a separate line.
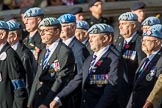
[119, 20, 136, 39]
[39, 26, 59, 45]
[7, 31, 17, 45]
[89, 33, 107, 52]
[75, 29, 87, 42]
[24, 17, 39, 32]
[141, 36, 160, 55]
[60, 23, 75, 41]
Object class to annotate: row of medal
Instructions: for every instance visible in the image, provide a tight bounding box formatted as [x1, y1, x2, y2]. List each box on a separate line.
[123, 50, 137, 61]
[89, 74, 108, 85]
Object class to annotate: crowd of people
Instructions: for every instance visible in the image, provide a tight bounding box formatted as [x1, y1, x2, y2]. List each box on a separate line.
[0, 0, 124, 10]
[0, 0, 162, 108]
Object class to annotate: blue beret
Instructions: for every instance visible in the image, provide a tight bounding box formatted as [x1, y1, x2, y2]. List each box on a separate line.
[24, 7, 44, 18]
[76, 21, 89, 30]
[38, 17, 60, 27]
[143, 24, 162, 39]
[118, 12, 138, 21]
[142, 16, 160, 26]
[130, 2, 145, 11]
[6, 20, 20, 31]
[88, 0, 102, 7]
[0, 20, 9, 30]
[88, 23, 114, 34]
[69, 7, 83, 15]
[58, 14, 76, 23]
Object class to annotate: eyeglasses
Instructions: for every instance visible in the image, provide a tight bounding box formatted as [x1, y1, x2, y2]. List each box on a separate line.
[38, 28, 57, 34]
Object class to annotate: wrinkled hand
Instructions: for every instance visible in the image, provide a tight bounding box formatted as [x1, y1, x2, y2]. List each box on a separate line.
[50, 100, 59, 108]
[143, 101, 153, 108]
[38, 104, 48, 108]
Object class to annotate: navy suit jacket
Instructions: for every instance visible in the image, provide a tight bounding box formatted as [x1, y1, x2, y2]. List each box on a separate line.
[127, 48, 162, 108]
[57, 45, 126, 108]
[68, 37, 90, 73]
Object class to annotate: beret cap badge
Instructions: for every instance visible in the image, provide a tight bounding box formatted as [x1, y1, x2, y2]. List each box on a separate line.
[44, 20, 50, 26]
[146, 30, 152, 36]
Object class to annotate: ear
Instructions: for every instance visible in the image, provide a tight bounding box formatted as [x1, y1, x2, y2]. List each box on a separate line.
[37, 17, 42, 24]
[0, 31, 7, 39]
[13, 33, 18, 40]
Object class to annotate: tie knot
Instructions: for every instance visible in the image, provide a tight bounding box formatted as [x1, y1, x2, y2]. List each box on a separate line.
[93, 55, 97, 60]
[46, 48, 50, 53]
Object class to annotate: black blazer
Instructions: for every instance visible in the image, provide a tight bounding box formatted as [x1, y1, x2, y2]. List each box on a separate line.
[23, 31, 45, 60]
[15, 41, 37, 93]
[57, 45, 126, 108]
[0, 43, 28, 108]
[126, 49, 162, 108]
[27, 40, 75, 108]
[114, 33, 146, 88]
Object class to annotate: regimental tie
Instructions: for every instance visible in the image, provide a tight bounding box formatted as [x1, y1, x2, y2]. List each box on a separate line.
[43, 49, 50, 69]
[136, 58, 149, 79]
[88, 55, 97, 73]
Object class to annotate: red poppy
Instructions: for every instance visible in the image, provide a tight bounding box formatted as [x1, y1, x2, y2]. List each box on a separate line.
[125, 44, 130, 49]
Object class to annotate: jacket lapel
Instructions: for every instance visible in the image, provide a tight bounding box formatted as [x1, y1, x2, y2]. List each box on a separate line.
[83, 47, 111, 85]
[135, 49, 162, 85]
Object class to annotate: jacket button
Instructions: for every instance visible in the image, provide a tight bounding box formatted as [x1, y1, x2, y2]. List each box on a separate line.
[40, 82, 43, 84]
[84, 89, 87, 92]
[38, 92, 41, 95]
[83, 99, 86, 103]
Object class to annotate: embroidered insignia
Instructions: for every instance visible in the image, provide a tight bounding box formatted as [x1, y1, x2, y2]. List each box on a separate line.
[146, 73, 153, 81]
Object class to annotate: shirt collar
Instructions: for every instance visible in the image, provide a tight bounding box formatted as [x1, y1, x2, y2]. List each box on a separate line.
[63, 36, 75, 46]
[147, 49, 160, 61]
[47, 38, 60, 52]
[11, 41, 19, 51]
[94, 45, 110, 58]
[125, 31, 137, 43]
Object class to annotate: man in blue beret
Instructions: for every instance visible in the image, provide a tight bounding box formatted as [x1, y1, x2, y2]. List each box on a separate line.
[50, 23, 126, 108]
[23, 7, 45, 61]
[6, 20, 37, 94]
[0, 20, 28, 108]
[142, 16, 160, 33]
[85, 0, 113, 27]
[69, 7, 84, 21]
[27, 17, 76, 108]
[58, 13, 89, 73]
[75, 20, 93, 54]
[58, 14, 90, 108]
[114, 12, 146, 106]
[127, 24, 162, 108]
[130, 1, 146, 23]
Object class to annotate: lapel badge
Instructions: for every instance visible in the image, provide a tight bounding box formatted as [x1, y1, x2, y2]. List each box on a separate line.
[0, 52, 7, 60]
[146, 73, 153, 81]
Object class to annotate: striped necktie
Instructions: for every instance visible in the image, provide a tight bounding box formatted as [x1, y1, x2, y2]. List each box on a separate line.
[43, 49, 50, 69]
[137, 58, 149, 78]
[88, 55, 97, 73]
